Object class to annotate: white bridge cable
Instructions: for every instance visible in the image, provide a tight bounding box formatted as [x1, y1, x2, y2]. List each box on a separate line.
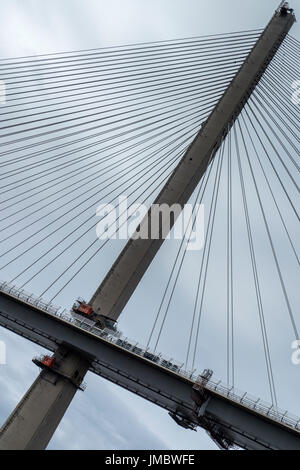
[0, 111, 212, 226]
[241, 107, 299, 342]
[0, 122, 200, 269]
[245, 104, 299, 222]
[43, 141, 195, 303]
[251, 94, 299, 169]
[0, 67, 241, 115]
[255, 76, 300, 140]
[0, 30, 262, 68]
[0, 104, 215, 211]
[191, 137, 226, 372]
[1, 119, 204, 292]
[260, 76, 300, 127]
[3, 127, 201, 293]
[147, 144, 222, 354]
[0, 88, 224, 180]
[1, 46, 258, 89]
[0, 98, 215, 249]
[1, 72, 237, 148]
[145, 138, 226, 370]
[140, 32, 299, 391]
[1, 76, 227, 124]
[2, 47, 255, 91]
[0, 34, 258, 123]
[274, 40, 300, 72]
[3, 60, 244, 105]
[226, 128, 234, 387]
[0, 30, 298, 413]
[0, 75, 231, 158]
[234, 121, 277, 407]
[257, 79, 300, 132]
[0, 124, 202, 237]
[0, 95, 219, 194]
[240, 113, 299, 266]
[264, 52, 300, 98]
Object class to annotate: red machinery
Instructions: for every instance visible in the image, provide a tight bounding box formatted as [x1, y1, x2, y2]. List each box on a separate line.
[41, 355, 55, 368]
[71, 298, 117, 332]
[72, 299, 94, 318]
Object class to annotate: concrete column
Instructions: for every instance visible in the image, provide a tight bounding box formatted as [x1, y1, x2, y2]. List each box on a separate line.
[0, 346, 90, 450]
[90, 11, 295, 321]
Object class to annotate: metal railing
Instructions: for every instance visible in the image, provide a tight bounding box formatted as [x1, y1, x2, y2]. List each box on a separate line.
[1, 280, 299, 432]
[203, 379, 300, 431]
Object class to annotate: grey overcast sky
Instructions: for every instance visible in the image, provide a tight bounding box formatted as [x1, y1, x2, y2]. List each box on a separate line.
[0, 0, 299, 451]
[0, 0, 299, 59]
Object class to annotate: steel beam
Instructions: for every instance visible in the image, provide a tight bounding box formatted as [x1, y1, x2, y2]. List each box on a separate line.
[0, 291, 299, 450]
[89, 10, 295, 321]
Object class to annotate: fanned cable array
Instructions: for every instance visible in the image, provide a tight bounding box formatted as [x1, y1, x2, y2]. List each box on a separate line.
[143, 34, 299, 407]
[0, 30, 261, 295]
[0, 31, 299, 407]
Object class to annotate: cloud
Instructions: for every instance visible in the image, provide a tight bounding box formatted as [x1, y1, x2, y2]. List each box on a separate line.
[0, 0, 299, 451]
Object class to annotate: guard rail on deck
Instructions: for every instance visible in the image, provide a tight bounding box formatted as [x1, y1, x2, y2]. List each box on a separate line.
[0, 280, 299, 432]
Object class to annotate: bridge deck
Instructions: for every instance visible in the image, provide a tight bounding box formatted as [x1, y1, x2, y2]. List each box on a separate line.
[0, 282, 299, 450]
